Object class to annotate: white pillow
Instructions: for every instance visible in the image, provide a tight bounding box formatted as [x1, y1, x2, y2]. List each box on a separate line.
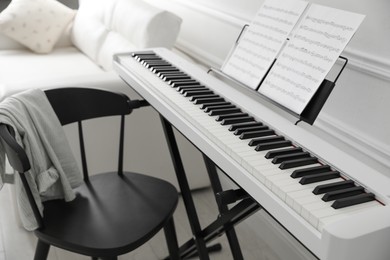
[72, 0, 182, 70]
[0, 0, 76, 53]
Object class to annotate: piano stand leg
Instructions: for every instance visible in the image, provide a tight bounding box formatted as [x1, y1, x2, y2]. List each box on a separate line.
[160, 116, 261, 260]
[160, 117, 211, 260]
[169, 198, 260, 260]
[183, 243, 223, 259]
[203, 154, 245, 260]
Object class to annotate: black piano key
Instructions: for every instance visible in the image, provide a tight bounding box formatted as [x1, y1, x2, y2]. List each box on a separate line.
[279, 157, 318, 170]
[136, 56, 163, 63]
[134, 53, 160, 58]
[184, 90, 214, 97]
[209, 108, 241, 116]
[221, 116, 255, 125]
[168, 78, 196, 84]
[142, 59, 168, 63]
[171, 81, 201, 88]
[170, 80, 199, 86]
[158, 67, 181, 71]
[190, 95, 220, 102]
[160, 72, 186, 78]
[147, 62, 171, 67]
[153, 67, 180, 73]
[204, 104, 235, 113]
[180, 87, 208, 94]
[145, 62, 171, 68]
[240, 129, 275, 140]
[229, 122, 263, 131]
[139, 57, 167, 61]
[157, 71, 186, 77]
[331, 193, 375, 209]
[272, 152, 311, 164]
[201, 102, 232, 110]
[265, 147, 303, 159]
[194, 97, 225, 105]
[234, 126, 268, 135]
[322, 186, 365, 202]
[178, 86, 207, 93]
[290, 165, 331, 178]
[162, 75, 191, 81]
[313, 180, 355, 195]
[141, 57, 167, 61]
[255, 140, 292, 151]
[156, 66, 184, 73]
[133, 53, 156, 58]
[299, 171, 340, 185]
[216, 113, 249, 122]
[145, 63, 172, 69]
[249, 135, 284, 147]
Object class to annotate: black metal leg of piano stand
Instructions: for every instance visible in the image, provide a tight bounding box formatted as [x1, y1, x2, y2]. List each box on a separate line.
[175, 188, 261, 259]
[160, 117, 212, 260]
[202, 154, 244, 260]
[160, 116, 261, 259]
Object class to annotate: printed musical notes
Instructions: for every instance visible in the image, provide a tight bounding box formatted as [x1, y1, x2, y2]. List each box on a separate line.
[258, 4, 365, 114]
[222, 0, 308, 89]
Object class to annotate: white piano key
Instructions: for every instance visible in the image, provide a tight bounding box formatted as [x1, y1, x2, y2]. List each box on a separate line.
[314, 201, 381, 231]
[317, 201, 382, 232]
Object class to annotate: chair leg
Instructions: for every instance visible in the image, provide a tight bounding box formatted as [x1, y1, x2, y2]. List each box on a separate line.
[34, 240, 50, 260]
[164, 217, 180, 260]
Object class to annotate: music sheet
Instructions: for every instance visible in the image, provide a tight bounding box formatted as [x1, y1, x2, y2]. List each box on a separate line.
[259, 4, 365, 114]
[222, 0, 308, 90]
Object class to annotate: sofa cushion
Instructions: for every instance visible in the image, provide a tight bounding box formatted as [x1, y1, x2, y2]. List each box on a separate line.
[0, 47, 103, 93]
[0, 0, 76, 53]
[71, 0, 182, 70]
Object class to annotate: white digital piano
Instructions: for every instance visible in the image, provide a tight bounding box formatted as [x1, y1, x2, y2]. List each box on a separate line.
[114, 48, 390, 260]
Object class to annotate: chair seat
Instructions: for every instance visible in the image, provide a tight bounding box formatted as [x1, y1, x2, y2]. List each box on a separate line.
[34, 172, 178, 257]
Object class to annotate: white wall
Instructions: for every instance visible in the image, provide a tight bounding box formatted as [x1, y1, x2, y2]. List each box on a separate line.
[144, 0, 390, 258]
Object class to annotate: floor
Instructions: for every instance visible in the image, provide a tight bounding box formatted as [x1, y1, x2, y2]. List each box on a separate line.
[0, 184, 281, 260]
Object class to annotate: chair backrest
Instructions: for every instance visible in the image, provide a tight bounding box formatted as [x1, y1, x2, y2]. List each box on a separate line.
[45, 88, 132, 126]
[44, 88, 133, 180]
[0, 88, 139, 228]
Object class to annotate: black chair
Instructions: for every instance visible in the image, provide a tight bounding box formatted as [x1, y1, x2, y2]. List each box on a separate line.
[0, 88, 180, 260]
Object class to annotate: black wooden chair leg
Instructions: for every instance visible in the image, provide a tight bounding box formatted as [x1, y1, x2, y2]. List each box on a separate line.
[34, 240, 50, 260]
[164, 217, 180, 260]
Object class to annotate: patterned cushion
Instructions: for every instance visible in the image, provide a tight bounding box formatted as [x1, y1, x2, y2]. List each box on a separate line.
[0, 0, 75, 53]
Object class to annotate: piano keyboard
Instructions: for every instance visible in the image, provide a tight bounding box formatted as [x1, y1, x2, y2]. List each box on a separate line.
[114, 48, 390, 259]
[126, 50, 381, 232]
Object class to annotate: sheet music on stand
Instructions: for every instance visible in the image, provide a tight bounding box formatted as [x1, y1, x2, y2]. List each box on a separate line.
[221, 0, 309, 90]
[220, 0, 365, 124]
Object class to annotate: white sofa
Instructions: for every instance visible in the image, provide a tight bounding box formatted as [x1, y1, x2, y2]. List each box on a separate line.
[0, 0, 210, 191]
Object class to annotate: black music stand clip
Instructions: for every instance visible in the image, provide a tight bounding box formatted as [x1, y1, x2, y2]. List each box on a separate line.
[208, 25, 349, 126]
